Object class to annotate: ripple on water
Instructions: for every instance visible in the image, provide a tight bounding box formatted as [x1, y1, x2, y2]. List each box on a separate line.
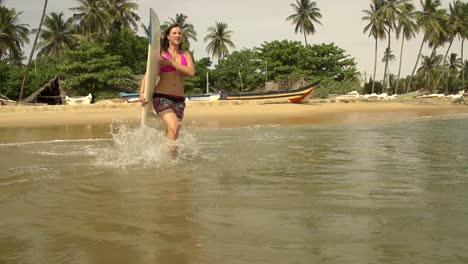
[0, 165, 60, 187]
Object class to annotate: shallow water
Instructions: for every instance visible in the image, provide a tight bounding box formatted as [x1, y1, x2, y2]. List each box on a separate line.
[1, 115, 468, 263]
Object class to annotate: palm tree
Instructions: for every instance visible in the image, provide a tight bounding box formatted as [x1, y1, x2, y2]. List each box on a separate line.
[380, 0, 409, 91]
[462, 59, 467, 90]
[163, 14, 197, 49]
[70, 0, 111, 39]
[432, 1, 465, 92]
[204, 21, 235, 64]
[408, 0, 446, 90]
[0, 7, 29, 62]
[445, 53, 462, 93]
[286, 0, 322, 46]
[382, 47, 396, 64]
[19, 0, 48, 102]
[34, 12, 75, 57]
[460, 2, 468, 90]
[140, 23, 149, 37]
[382, 47, 396, 92]
[395, 2, 418, 94]
[444, 1, 465, 60]
[106, 0, 139, 32]
[426, 10, 449, 54]
[417, 49, 443, 91]
[362, 0, 386, 93]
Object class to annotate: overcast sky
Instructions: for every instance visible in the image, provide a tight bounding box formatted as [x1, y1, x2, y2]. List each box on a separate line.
[3, 0, 465, 78]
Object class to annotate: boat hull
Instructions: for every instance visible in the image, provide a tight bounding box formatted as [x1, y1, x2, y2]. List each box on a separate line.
[186, 93, 221, 101]
[221, 81, 320, 103]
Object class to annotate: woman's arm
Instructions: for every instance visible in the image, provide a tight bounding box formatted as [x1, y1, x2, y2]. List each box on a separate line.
[139, 73, 147, 104]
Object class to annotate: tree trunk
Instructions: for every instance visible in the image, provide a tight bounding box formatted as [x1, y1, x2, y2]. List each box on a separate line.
[436, 37, 454, 94]
[395, 34, 405, 95]
[444, 37, 454, 60]
[462, 38, 465, 90]
[446, 70, 450, 94]
[425, 75, 428, 91]
[382, 32, 389, 92]
[382, 57, 388, 90]
[385, 30, 391, 94]
[18, 0, 48, 102]
[303, 31, 308, 46]
[372, 37, 378, 94]
[407, 36, 426, 93]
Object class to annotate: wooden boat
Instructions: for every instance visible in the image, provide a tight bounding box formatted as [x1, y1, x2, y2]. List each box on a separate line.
[220, 81, 320, 103]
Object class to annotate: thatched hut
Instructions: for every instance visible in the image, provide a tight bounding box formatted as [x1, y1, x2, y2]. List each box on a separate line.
[22, 77, 64, 105]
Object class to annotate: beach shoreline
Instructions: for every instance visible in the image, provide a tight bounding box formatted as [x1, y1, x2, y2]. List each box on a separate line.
[1, 98, 467, 129]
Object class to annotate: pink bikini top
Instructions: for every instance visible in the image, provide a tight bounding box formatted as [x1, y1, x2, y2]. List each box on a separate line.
[160, 51, 187, 72]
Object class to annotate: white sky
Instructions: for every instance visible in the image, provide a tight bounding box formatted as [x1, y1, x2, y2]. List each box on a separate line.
[3, 0, 466, 78]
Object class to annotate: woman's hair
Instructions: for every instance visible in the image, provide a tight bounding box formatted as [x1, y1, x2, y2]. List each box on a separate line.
[161, 23, 183, 52]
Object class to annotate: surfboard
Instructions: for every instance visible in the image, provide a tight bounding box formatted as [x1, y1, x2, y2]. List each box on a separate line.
[141, 8, 161, 126]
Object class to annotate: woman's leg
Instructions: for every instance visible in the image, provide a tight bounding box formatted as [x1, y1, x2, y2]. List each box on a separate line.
[159, 109, 181, 157]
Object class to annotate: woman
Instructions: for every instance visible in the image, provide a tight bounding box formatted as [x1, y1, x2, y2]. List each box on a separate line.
[140, 23, 195, 155]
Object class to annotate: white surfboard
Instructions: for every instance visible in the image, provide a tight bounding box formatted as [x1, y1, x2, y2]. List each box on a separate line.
[141, 8, 161, 126]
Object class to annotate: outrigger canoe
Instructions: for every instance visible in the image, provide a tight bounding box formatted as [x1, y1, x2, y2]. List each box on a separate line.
[220, 81, 320, 103]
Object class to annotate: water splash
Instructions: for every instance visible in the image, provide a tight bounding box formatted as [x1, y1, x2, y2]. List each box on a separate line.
[96, 121, 200, 168]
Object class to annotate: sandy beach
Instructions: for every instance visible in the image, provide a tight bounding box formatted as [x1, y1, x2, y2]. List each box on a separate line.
[1, 97, 468, 129]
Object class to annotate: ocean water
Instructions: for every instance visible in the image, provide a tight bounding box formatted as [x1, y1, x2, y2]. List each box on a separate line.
[1, 114, 468, 264]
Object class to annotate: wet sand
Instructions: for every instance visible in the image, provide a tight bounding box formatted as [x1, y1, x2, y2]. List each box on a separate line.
[1, 98, 468, 129]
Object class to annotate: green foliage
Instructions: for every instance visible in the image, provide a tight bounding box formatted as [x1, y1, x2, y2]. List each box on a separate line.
[0, 6, 30, 63]
[257, 40, 306, 80]
[211, 49, 264, 92]
[93, 89, 120, 101]
[184, 57, 212, 94]
[98, 29, 147, 74]
[204, 40, 358, 92]
[363, 79, 384, 94]
[0, 56, 60, 99]
[313, 78, 363, 99]
[0, 61, 23, 99]
[256, 40, 359, 82]
[26, 56, 62, 95]
[59, 42, 136, 95]
[304, 43, 359, 80]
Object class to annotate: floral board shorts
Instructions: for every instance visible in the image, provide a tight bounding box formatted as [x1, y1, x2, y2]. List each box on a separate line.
[152, 93, 186, 120]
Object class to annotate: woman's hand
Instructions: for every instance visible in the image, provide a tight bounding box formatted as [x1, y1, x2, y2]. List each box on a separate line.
[161, 55, 174, 67]
[140, 95, 148, 106]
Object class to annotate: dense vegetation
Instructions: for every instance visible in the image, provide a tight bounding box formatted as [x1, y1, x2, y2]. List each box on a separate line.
[0, 0, 467, 102]
[362, 0, 468, 94]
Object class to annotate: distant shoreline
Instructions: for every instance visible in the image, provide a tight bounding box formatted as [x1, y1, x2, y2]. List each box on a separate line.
[1, 98, 467, 129]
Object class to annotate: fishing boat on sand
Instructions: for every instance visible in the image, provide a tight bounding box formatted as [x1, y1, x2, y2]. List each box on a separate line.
[118, 81, 320, 103]
[220, 81, 320, 103]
